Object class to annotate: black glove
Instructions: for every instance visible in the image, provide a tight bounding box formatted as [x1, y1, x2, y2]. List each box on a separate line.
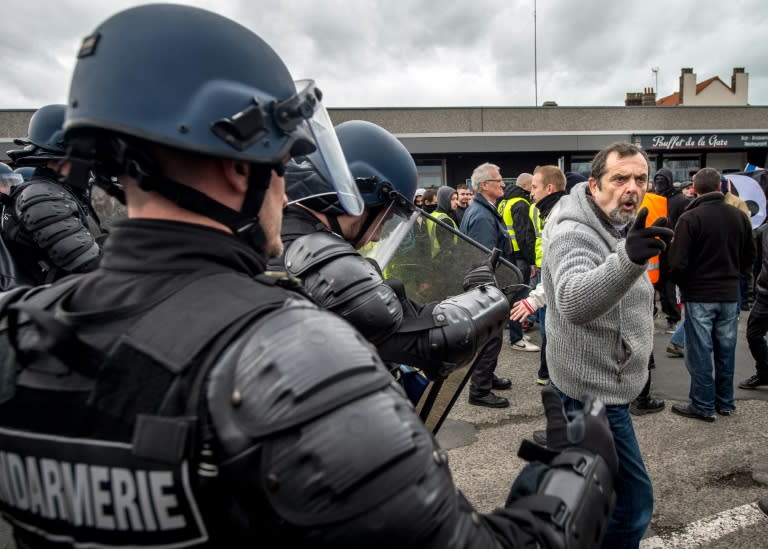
[462, 259, 497, 290]
[541, 386, 619, 476]
[624, 207, 674, 265]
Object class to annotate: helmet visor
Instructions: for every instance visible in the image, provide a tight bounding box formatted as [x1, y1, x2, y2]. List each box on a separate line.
[0, 173, 24, 189]
[292, 80, 364, 216]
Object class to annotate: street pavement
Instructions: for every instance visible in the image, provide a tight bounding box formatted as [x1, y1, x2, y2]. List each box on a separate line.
[438, 311, 768, 547]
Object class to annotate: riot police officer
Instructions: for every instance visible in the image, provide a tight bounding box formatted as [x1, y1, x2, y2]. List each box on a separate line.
[276, 120, 511, 387]
[0, 4, 617, 548]
[4, 103, 102, 285]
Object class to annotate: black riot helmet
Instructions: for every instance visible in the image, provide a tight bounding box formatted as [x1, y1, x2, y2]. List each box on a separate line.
[286, 120, 417, 216]
[61, 4, 356, 250]
[7, 104, 67, 167]
[12, 167, 35, 182]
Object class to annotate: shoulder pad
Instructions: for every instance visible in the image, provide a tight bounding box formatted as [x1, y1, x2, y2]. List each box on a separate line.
[283, 231, 359, 276]
[207, 299, 395, 453]
[13, 178, 76, 210]
[13, 179, 80, 229]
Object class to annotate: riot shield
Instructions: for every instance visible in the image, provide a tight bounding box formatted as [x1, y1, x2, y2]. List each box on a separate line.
[364, 208, 525, 302]
[362, 206, 525, 433]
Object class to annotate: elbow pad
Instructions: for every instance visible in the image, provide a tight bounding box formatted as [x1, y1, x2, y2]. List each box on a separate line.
[427, 284, 509, 370]
[14, 180, 100, 272]
[285, 232, 403, 344]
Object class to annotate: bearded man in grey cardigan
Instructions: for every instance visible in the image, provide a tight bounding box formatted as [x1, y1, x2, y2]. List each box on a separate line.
[542, 142, 673, 549]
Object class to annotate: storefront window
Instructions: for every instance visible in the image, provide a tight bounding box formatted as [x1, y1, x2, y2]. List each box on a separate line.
[662, 156, 701, 185]
[570, 160, 592, 179]
[416, 163, 444, 188]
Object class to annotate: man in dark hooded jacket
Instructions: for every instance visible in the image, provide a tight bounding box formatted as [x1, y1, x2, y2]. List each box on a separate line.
[654, 168, 689, 227]
[653, 168, 690, 331]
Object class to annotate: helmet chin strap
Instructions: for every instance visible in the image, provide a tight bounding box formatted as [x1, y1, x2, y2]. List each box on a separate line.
[325, 213, 344, 238]
[350, 206, 384, 248]
[72, 135, 277, 252]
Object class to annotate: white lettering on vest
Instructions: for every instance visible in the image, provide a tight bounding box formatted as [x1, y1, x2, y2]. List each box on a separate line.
[0, 451, 188, 533]
[150, 471, 184, 530]
[61, 462, 93, 527]
[40, 458, 68, 522]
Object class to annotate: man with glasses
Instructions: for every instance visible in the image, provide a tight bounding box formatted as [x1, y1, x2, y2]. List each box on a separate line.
[459, 162, 516, 407]
[542, 142, 673, 548]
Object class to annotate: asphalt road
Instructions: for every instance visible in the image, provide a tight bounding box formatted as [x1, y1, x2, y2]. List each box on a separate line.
[1, 312, 766, 548]
[438, 311, 768, 548]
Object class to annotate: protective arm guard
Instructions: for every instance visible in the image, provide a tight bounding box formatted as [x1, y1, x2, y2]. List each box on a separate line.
[284, 232, 403, 345]
[12, 179, 100, 273]
[492, 446, 615, 549]
[378, 284, 509, 377]
[206, 301, 541, 547]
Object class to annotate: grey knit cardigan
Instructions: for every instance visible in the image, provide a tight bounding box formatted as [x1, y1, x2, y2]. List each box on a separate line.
[542, 183, 653, 405]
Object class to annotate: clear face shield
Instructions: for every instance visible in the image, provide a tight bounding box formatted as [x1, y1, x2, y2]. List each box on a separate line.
[356, 187, 418, 254]
[0, 173, 23, 194]
[281, 80, 364, 216]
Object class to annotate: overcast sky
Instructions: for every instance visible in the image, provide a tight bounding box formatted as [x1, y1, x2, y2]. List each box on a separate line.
[4, 0, 768, 109]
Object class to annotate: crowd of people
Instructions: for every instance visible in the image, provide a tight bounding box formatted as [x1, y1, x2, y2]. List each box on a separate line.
[408, 147, 768, 546]
[0, 5, 766, 549]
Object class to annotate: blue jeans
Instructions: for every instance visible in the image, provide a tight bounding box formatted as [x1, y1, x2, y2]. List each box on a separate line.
[683, 302, 740, 416]
[556, 388, 653, 548]
[670, 319, 685, 348]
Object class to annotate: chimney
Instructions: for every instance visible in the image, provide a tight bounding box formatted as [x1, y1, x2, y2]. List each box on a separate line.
[679, 68, 696, 105]
[625, 92, 643, 106]
[642, 87, 656, 106]
[732, 67, 748, 104]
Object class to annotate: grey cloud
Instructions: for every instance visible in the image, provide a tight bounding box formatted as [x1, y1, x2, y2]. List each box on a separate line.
[1, 0, 767, 110]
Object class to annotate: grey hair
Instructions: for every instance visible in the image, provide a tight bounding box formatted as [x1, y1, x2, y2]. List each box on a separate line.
[471, 162, 501, 189]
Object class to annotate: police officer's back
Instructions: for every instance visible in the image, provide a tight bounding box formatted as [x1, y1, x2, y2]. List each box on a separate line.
[0, 5, 618, 548]
[4, 104, 101, 285]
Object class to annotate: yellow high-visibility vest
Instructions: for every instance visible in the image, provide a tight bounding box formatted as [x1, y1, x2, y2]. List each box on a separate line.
[529, 203, 544, 268]
[498, 196, 530, 252]
[426, 211, 458, 258]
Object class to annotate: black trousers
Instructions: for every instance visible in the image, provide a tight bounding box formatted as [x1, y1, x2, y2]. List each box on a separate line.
[656, 275, 680, 324]
[746, 293, 768, 381]
[469, 327, 503, 396]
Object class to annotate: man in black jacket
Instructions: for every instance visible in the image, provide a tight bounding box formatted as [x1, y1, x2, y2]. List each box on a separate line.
[668, 168, 755, 421]
[652, 168, 690, 332]
[741, 221, 768, 390]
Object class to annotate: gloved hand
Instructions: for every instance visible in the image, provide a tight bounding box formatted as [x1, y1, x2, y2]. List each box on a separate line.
[541, 385, 619, 476]
[462, 259, 497, 291]
[624, 207, 674, 265]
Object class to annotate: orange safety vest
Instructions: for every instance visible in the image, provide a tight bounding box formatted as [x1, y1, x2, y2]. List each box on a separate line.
[639, 192, 668, 284]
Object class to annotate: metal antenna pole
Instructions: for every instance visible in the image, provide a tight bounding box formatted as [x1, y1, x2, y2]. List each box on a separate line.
[534, 0, 538, 106]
